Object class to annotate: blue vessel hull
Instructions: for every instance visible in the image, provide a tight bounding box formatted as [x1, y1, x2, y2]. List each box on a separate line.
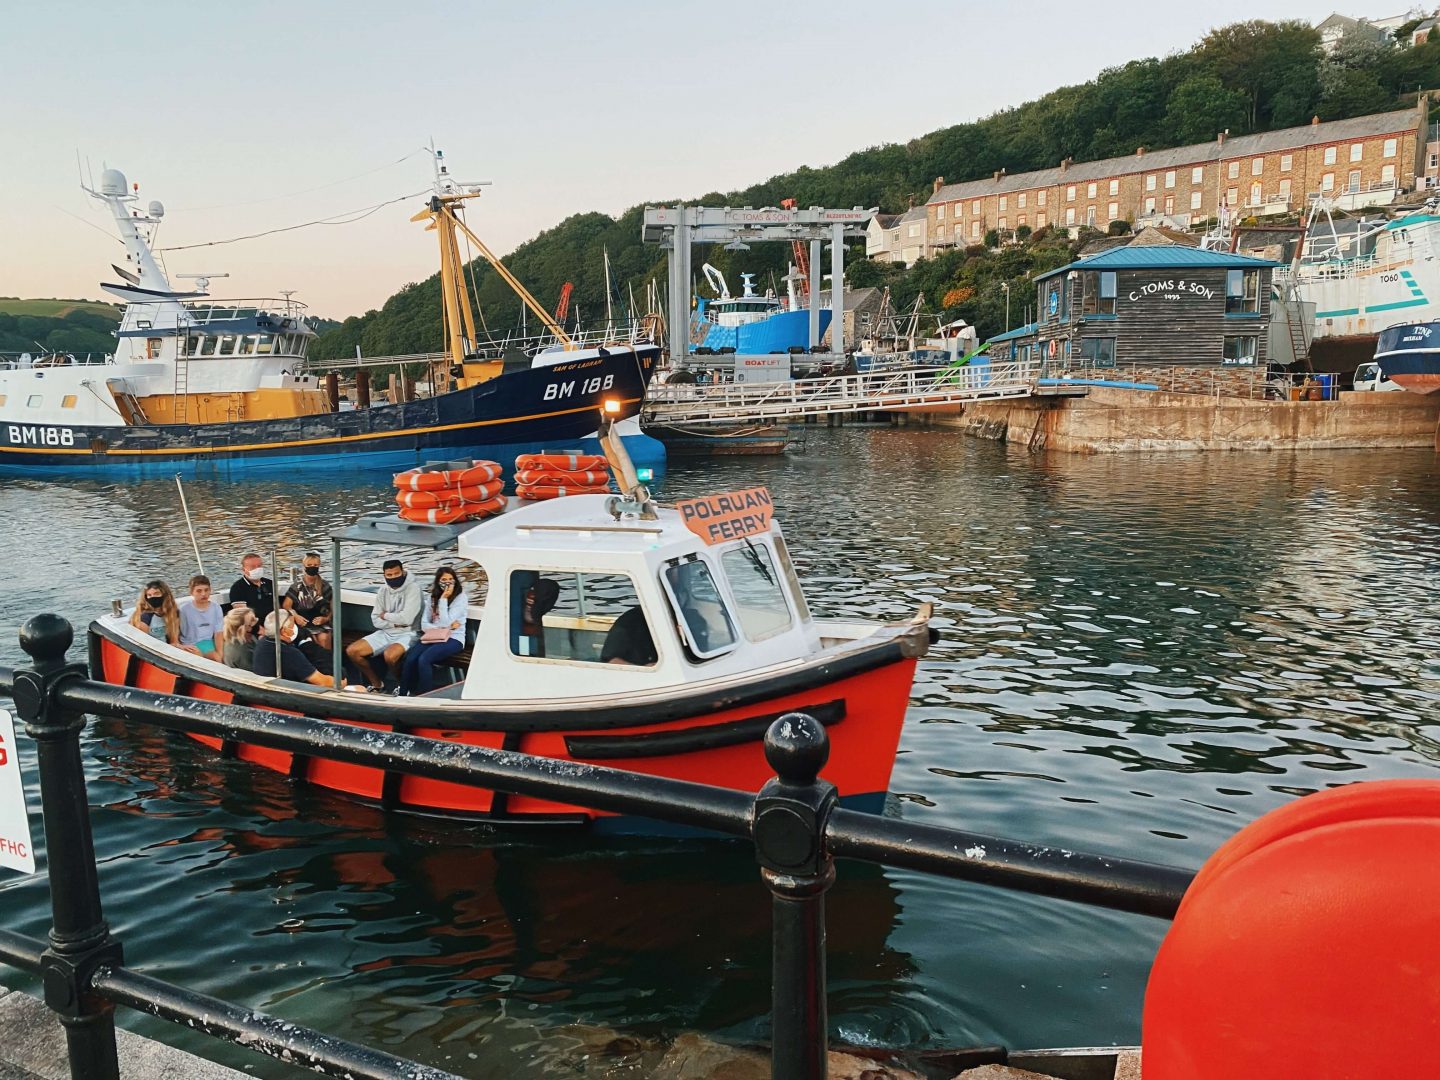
[1373, 322, 1440, 394]
[0, 347, 665, 476]
[700, 309, 830, 353]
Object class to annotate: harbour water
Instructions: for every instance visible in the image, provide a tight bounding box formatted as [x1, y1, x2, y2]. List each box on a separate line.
[1, 428, 1439, 1077]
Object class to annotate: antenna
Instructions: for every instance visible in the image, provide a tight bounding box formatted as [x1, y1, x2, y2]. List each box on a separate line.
[426, 141, 491, 196]
[176, 272, 229, 294]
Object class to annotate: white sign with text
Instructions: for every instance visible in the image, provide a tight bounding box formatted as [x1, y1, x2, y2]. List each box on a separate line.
[0, 710, 35, 874]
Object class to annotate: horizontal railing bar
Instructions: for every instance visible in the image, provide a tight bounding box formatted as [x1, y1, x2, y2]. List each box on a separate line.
[52, 679, 758, 837]
[826, 809, 1191, 919]
[0, 928, 46, 973]
[91, 966, 464, 1080]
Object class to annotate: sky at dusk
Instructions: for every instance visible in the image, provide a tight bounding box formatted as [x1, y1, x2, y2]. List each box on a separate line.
[3, 0, 1344, 320]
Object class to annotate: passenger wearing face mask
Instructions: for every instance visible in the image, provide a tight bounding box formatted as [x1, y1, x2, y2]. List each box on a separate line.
[283, 551, 334, 656]
[129, 580, 180, 645]
[345, 558, 422, 691]
[229, 553, 275, 623]
[253, 611, 345, 688]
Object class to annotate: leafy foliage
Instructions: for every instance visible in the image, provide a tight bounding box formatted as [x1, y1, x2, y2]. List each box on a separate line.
[0, 305, 119, 358]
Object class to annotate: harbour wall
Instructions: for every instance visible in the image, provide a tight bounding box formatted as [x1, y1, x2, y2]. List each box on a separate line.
[918, 386, 1440, 453]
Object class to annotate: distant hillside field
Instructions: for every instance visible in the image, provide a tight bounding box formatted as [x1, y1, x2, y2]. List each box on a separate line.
[0, 298, 120, 319]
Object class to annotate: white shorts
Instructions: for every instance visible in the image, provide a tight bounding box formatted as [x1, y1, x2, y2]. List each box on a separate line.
[361, 628, 416, 652]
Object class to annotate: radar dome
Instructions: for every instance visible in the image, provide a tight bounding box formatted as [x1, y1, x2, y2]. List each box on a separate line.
[148, 201, 165, 219]
[100, 169, 128, 196]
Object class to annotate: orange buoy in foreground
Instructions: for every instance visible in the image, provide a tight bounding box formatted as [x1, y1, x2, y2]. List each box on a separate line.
[394, 479, 504, 510]
[515, 452, 607, 473]
[396, 497, 506, 525]
[1142, 779, 1440, 1079]
[516, 484, 610, 501]
[393, 460, 503, 491]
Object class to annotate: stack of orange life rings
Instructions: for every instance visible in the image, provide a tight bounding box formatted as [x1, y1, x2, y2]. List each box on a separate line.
[514, 453, 612, 500]
[392, 460, 506, 524]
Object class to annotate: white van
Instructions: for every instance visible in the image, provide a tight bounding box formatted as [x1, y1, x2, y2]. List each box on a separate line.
[1353, 362, 1402, 392]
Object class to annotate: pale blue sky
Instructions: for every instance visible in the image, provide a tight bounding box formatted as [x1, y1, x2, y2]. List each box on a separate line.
[3, 0, 1343, 318]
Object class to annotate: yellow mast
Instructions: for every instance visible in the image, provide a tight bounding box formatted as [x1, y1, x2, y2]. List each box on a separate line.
[410, 193, 571, 359]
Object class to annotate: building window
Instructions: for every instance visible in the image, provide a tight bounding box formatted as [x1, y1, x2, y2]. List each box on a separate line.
[1065, 207, 1076, 225]
[1087, 182, 1097, 198]
[1226, 187, 1238, 205]
[1037, 211, 1047, 226]
[1067, 185, 1076, 201]
[1250, 182, 1262, 206]
[1223, 335, 1258, 365]
[61, 395, 77, 409]
[26, 395, 41, 407]
[1324, 146, 1337, 165]
[1108, 201, 1119, 220]
[1226, 269, 1261, 314]
[1321, 172, 1335, 191]
[999, 195, 1007, 210]
[1165, 170, 1176, 189]
[1097, 272, 1116, 315]
[1145, 196, 1156, 214]
[1165, 195, 1175, 215]
[908, 224, 920, 238]
[1105, 179, 1116, 196]
[937, 204, 945, 220]
[1350, 143, 1363, 162]
[999, 216, 1007, 230]
[972, 221, 981, 238]
[953, 224, 963, 241]
[1382, 164, 1396, 185]
[1430, 153, 1438, 170]
[1279, 178, 1292, 201]
[1251, 158, 1263, 176]
[1018, 214, 1026, 226]
[1228, 161, 1239, 179]
[970, 200, 980, 214]
[1192, 166, 1204, 184]
[1280, 154, 1292, 172]
[1347, 169, 1361, 193]
[1018, 192, 1027, 208]
[1190, 191, 1202, 210]
[1080, 337, 1117, 365]
[1086, 207, 1095, 226]
[1385, 138, 1398, 158]
[1038, 190, 1047, 207]
[1146, 174, 1157, 191]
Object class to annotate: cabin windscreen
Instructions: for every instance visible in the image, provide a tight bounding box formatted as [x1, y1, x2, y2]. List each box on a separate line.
[661, 558, 738, 659]
[771, 536, 811, 623]
[720, 543, 793, 641]
[509, 569, 657, 667]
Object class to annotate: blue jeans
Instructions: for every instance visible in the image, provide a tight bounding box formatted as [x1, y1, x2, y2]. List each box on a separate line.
[400, 638, 464, 694]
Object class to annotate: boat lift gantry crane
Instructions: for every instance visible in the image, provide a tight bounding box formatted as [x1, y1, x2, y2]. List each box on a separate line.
[642, 204, 874, 365]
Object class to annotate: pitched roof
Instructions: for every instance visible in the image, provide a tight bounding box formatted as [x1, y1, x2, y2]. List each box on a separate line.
[927, 108, 1418, 206]
[898, 206, 928, 223]
[1034, 246, 1281, 283]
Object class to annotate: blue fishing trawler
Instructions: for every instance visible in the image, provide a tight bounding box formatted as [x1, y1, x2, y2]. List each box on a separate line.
[694, 265, 829, 354]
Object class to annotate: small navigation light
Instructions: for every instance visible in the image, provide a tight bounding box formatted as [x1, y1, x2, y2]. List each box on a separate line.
[636, 467, 654, 482]
[602, 397, 622, 415]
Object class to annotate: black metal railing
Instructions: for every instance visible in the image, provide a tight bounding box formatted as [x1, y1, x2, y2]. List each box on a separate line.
[0, 615, 1194, 1080]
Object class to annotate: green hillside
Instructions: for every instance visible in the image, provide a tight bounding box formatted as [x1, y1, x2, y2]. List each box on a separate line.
[312, 20, 1440, 356]
[0, 298, 120, 358]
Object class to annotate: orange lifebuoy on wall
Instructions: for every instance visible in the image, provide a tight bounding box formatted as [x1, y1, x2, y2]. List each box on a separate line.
[1047, 339, 1058, 359]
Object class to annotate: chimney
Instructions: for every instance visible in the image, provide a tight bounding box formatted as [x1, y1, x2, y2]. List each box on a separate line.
[993, 169, 1003, 182]
[1217, 130, 1228, 147]
[933, 176, 945, 195]
[907, 194, 915, 209]
[1060, 156, 1073, 172]
[1136, 146, 1146, 156]
[1312, 116, 1320, 125]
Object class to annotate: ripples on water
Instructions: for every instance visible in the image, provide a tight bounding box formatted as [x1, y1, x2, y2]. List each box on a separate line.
[1, 430, 1437, 1075]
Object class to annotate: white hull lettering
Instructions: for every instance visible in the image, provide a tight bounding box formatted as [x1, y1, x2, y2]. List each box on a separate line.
[543, 374, 614, 402]
[6, 425, 76, 447]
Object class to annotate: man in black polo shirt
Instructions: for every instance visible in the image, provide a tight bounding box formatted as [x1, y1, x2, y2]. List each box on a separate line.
[253, 611, 344, 688]
[230, 553, 275, 623]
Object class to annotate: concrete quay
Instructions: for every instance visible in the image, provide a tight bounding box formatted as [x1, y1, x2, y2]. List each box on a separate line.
[920, 386, 1440, 452]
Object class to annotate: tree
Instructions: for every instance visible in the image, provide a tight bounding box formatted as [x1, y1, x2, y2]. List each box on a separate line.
[1196, 20, 1321, 129]
[1162, 75, 1250, 145]
[1318, 67, 1393, 120]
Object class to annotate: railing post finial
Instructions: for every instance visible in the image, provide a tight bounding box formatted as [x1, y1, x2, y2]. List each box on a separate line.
[18, 613, 74, 672]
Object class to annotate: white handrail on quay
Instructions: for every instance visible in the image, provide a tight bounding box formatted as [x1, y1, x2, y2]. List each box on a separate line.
[644, 361, 1042, 424]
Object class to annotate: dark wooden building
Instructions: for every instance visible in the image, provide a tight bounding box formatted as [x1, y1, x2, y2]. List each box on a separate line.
[1029, 247, 1281, 369]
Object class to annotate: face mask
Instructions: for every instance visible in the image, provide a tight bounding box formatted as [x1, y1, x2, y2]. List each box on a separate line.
[386, 574, 406, 589]
[304, 567, 319, 577]
[147, 596, 164, 609]
[246, 567, 264, 581]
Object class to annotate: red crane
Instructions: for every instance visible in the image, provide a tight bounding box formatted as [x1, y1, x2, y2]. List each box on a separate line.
[553, 281, 574, 325]
[781, 198, 809, 304]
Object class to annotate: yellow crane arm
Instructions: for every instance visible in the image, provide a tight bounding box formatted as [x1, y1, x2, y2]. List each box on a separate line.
[443, 206, 571, 347]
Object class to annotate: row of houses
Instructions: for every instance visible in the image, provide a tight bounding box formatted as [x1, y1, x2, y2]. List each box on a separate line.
[868, 100, 1436, 267]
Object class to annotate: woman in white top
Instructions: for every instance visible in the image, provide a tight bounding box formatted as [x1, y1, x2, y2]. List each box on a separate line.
[396, 567, 468, 696]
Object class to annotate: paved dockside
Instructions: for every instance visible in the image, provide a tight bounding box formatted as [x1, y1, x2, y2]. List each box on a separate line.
[0, 989, 245, 1079]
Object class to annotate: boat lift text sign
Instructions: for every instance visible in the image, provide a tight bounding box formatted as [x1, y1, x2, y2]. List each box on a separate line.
[0, 710, 34, 874]
[677, 488, 774, 545]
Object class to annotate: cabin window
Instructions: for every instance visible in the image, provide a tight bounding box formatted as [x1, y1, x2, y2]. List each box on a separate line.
[237, 336, 257, 356]
[61, 395, 77, 409]
[146, 337, 163, 359]
[1226, 270, 1260, 314]
[771, 536, 811, 623]
[256, 334, 276, 354]
[185, 334, 203, 356]
[199, 336, 218, 357]
[1223, 336, 1258, 365]
[720, 544, 792, 641]
[508, 570, 657, 666]
[1096, 272, 1116, 315]
[26, 395, 41, 407]
[0, 395, 6, 405]
[216, 334, 236, 355]
[661, 558, 737, 659]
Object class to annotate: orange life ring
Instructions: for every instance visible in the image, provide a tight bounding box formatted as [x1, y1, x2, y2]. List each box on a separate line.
[515, 453, 607, 473]
[1047, 339, 1057, 359]
[513, 468, 610, 487]
[516, 484, 611, 501]
[394, 479, 504, 509]
[393, 460, 503, 491]
[396, 496, 506, 524]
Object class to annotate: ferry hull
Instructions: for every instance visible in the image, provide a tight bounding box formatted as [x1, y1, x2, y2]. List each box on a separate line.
[90, 624, 920, 827]
[0, 347, 660, 476]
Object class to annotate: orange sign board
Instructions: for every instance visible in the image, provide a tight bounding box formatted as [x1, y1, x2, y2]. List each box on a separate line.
[677, 488, 774, 545]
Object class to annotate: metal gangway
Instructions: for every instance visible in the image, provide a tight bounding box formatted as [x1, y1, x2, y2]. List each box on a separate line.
[644, 360, 1042, 424]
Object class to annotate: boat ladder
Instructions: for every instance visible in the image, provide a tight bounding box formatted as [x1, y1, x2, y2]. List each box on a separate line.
[1283, 281, 1311, 369]
[173, 356, 190, 423]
